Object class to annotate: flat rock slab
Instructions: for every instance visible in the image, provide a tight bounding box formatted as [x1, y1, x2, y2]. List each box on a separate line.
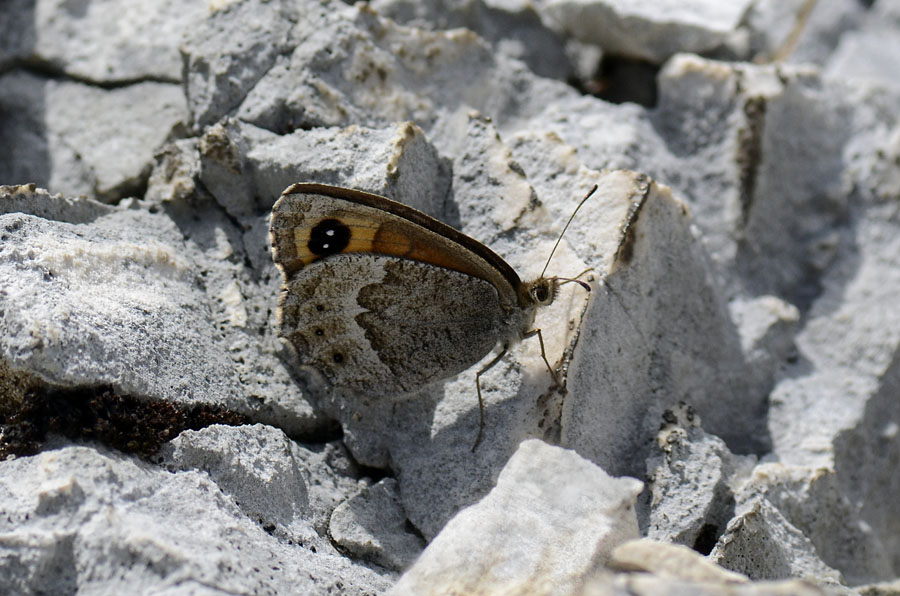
[390, 439, 643, 596]
[543, 0, 752, 62]
[0, 444, 393, 595]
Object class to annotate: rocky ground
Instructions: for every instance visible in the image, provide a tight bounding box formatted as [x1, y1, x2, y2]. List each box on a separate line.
[1, 1, 899, 594]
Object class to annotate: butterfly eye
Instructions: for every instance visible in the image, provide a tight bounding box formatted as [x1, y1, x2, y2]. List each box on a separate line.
[529, 280, 557, 305]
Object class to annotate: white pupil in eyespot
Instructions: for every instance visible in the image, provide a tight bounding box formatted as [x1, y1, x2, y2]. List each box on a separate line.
[326, 230, 335, 236]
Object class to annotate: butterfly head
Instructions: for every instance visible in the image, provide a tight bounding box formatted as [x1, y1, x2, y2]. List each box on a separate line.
[521, 277, 560, 308]
[520, 272, 593, 309]
[521, 184, 598, 311]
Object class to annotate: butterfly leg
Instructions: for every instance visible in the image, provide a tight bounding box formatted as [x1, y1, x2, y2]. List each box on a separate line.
[522, 328, 562, 388]
[472, 345, 509, 452]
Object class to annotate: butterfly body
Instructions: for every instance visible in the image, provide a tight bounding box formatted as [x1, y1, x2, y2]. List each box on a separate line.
[269, 183, 557, 397]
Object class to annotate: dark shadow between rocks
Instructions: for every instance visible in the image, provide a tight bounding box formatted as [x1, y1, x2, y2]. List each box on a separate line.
[0, 384, 249, 460]
[577, 55, 660, 108]
[0, 69, 49, 191]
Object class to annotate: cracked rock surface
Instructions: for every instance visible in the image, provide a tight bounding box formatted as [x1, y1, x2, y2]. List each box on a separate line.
[1, 1, 899, 594]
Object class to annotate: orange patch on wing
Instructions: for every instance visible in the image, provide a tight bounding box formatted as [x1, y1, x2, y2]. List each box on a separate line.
[289, 212, 490, 282]
[372, 222, 413, 256]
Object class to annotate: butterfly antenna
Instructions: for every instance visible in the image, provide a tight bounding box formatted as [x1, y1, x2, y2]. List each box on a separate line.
[540, 184, 598, 279]
[557, 268, 595, 292]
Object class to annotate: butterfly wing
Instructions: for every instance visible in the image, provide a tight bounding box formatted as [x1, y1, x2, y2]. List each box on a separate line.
[269, 184, 528, 395]
[278, 253, 513, 394]
[270, 184, 523, 298]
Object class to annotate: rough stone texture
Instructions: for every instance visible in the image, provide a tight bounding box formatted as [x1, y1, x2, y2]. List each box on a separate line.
[646, 405, 756, 552]
[765, 92, 900, 577]
[21, 0, 208, 83]
[0, 190, 237, 401]
[390, 440, 643, 596]
[0, 71, 188, 202]
[158, 424, 322, 550]
[564, 175, 754, 477]
[0, 184, 322, 437]
[825, 26, 900, 90]
[542, 0, 752, 63]
[710, 497, 845, 588]
[581, 572, 827, 596]
[330, 478, 425, 571]
[1, 0, 899, 594]
[180, 0, 300, 131]
[728, 295, 801, 405]
[181, 0, 574, 135]
[370, 0, 574, 80]
[733, 464, 895, 586]
[742, 0, 868, 65]
[0, 444, 394, 595]
[610, 539, 749, 584]
[189, 118, 452, 222]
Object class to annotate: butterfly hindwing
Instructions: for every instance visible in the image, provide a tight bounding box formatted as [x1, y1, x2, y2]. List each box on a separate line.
[278, 253, 511, 394]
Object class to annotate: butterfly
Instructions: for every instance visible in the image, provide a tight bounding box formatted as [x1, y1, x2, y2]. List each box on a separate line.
[269, 183, 595, 448]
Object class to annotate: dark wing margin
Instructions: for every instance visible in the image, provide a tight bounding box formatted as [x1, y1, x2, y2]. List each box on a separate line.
[280, 182, 523, 291]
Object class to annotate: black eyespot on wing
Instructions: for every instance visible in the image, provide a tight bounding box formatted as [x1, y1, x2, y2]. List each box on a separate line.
[315, 329, 324, 336]
[333, 353, 344, 364]
[309, 218, 351, 256]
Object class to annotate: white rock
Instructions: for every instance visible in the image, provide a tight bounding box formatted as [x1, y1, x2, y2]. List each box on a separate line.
[742, 0, 867, 65]
[182, 1, 575, 137]
[646, 405, 756, 551]
[766, 98, 900, 569]
[0, 185, 320, 436]
[194, 119, 451, 222]
[0, 446, 393, 594]
[582, 572, 826, 595]
[390, 439, 643, 596]
[369, 0, 573, 80]
[329, 478, 425, 571]
[710, 497, 844, 588]
[610, 539, 748, 584]
[729, 295, 800, 403]
[289, 440, 373, 538]
[180, 0, 300, 129]
[0, 71, 187, 202]
[159, 424, 322, 550]
[32, 0, 208, 82]
[542, 0, 752, 63]
[826, 28, 900, 90]
[565, 174, 752, 473]
[2, 0, 900, 592]
[733, 463, 894, 585]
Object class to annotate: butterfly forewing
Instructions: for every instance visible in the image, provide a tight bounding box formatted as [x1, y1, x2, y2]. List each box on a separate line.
[269, 184, 533, 395]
